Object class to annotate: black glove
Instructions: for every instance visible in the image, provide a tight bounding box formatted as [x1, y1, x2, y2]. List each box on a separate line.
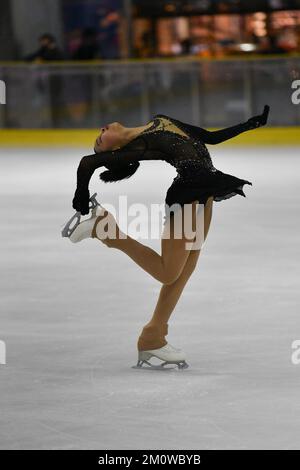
[246, 105, 270, 130]
[72, 188, 90, 215]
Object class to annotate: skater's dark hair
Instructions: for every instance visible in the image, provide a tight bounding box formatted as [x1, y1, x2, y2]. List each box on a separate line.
[99, 162, 140, 183]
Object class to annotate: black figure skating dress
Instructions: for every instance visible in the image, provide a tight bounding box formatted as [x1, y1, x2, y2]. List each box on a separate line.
[73, 113, 257, 219]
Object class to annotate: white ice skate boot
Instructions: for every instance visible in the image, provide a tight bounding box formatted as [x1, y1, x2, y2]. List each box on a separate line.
[61, 192, 103, 240]
[69, 205, 107, 243]
[133, 343, 189, 370]
[61, 192, 115, 243]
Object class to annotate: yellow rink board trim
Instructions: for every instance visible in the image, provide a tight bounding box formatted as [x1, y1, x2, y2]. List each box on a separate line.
[0, 128, 299, 146]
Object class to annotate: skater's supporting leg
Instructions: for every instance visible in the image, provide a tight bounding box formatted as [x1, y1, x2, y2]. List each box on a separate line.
[137, 197, 213, 351]
[136, 250, 201, 351]
[93, 200, 202, 285]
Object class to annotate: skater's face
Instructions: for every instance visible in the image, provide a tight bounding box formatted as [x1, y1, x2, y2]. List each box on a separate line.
[94, 122, 123, 153]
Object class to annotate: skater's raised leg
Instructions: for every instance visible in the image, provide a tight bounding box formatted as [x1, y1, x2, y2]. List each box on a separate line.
[92, 200, 203, 285]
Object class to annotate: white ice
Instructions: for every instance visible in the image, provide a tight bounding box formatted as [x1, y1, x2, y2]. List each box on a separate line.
[0, 145, 299, 449]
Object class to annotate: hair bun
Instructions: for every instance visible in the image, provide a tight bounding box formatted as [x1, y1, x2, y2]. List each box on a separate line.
[99, 162, 140, 183]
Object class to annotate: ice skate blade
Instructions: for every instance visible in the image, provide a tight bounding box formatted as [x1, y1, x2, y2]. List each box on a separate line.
[132, 359, 189, 370]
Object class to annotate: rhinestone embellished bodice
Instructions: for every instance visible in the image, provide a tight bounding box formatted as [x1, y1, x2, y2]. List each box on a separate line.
[139, 114, 218, 182]
[75, 112, 253, 203]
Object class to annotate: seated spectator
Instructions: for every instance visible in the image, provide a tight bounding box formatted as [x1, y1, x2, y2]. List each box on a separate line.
[25, 33, 64, 61]
[259, 34, 286, 54]
[72, 28, 99, 60]
[180, 38, 192, 55]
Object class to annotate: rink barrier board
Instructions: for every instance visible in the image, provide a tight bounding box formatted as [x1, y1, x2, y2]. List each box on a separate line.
[0, 127, 299, 146]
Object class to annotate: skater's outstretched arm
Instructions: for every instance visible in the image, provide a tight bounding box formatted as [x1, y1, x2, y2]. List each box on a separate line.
[173, 105, 270, 145]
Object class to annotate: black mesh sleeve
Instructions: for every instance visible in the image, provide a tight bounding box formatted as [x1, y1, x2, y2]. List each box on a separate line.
[171, 118, 250, 145]
[75, 135, 166, 191]
[172, 105, 270, 144]
[75, 147, 141, 191]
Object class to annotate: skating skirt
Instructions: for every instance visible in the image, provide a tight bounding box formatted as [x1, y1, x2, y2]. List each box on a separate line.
[163, 167, 252, 225]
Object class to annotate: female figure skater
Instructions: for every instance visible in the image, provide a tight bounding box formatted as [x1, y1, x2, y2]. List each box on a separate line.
[69, 105, 269, 369]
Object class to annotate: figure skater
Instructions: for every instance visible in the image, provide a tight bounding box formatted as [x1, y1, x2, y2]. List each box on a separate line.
[68, 105, 270, 369]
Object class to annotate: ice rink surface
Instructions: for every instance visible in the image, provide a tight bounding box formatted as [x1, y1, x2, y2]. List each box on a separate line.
[0, 145, 299, 449]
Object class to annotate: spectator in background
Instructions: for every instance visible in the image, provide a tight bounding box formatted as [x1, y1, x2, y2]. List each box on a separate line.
[25, 33, 64, 62]
[138, 30, 155, 58]
[67, 29, 82, 57]
[66, 27, 99, 125]
[259, 33, 286, 54]
[72, 28, 99, 60]
[98, 8, 121, 59]
[25, 34, 64, 127]
[180, 38, 192, 55]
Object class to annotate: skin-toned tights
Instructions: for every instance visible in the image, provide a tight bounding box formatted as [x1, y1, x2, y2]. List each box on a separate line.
[91, 197, 214, 351]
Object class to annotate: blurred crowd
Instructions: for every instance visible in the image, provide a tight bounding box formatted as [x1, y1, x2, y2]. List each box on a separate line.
[25, 29, 120, 62]
[24, 28, 297, 64]
[24, 7, 121, 62]
[174, 33, 294, 58]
